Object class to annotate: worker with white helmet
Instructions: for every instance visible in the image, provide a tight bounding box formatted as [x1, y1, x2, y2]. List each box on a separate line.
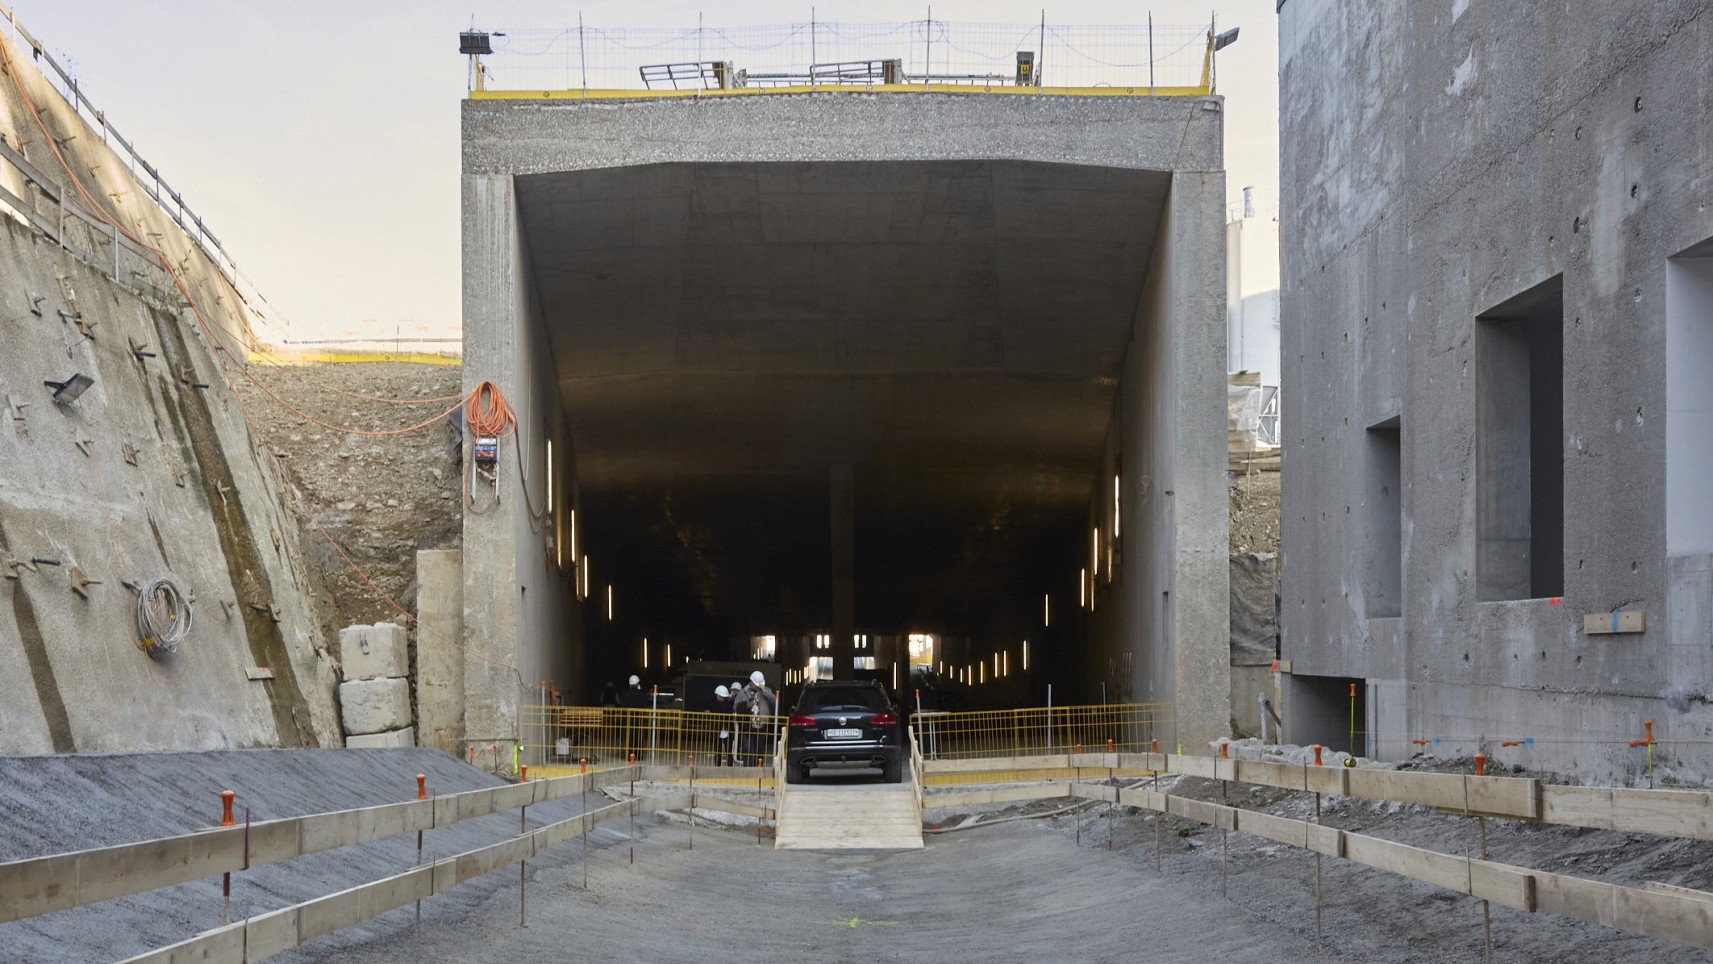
[713, 684, 736, 765]
[746, 670, 777, 717]
[740, 670, 777, 762]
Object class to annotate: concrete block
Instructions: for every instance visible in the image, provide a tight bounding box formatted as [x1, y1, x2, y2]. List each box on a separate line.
[345, 727, 415, 749]
[340, 678, 411, 735]
[339, 623, 409, 681]
[415, 549, 465, 753]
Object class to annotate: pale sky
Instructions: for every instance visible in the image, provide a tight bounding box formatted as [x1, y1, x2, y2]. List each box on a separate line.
[16, 1, 1278, 344]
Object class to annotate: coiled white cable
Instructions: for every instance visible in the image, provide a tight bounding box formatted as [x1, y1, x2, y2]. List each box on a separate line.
[134, 577, 191, 659]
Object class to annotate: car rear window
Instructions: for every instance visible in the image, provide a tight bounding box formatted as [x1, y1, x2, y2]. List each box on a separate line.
[798, 687, 889, 713]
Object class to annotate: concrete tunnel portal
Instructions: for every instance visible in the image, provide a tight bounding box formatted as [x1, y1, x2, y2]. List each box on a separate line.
[459, 94, 1230, 750]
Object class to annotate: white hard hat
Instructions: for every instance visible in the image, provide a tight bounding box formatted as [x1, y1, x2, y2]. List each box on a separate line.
[715, 685, 730, 698]
[732, 682, 745, 691]
[749, 670, 765, 686]
[628, 675, 640, 686]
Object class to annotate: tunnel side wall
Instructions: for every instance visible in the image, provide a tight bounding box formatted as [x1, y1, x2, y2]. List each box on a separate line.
[1279, 0, 1713, 778]
[460, 174, 584, 748]
[1097, 168, 1231, 750]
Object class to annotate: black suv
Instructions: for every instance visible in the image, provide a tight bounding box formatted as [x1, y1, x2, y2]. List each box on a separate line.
[785, 680, 905, 784]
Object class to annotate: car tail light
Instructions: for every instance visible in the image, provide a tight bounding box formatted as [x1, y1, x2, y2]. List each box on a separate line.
[867, 712, 897, 725]
[789, 714, 817, 727]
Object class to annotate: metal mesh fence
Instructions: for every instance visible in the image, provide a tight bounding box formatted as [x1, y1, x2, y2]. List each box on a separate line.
[477, 19, 1212, 93]
[912, 702, 1175, 761]
[519, 705, 785, 770]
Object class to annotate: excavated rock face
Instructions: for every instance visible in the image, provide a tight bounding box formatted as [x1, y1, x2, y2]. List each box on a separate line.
[232, 361, 463, 629]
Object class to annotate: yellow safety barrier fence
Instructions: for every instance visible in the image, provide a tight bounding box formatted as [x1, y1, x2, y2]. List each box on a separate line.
[911, 702, 1174, 785]
[913, 701, 1174, 760]
[519, 705, 785, 777]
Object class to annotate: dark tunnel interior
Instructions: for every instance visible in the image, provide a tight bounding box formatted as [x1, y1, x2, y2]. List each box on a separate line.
[514, 158, 1170, 703]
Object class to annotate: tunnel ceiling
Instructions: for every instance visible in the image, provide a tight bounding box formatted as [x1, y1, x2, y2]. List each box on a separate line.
[515, 159, 1169, 640]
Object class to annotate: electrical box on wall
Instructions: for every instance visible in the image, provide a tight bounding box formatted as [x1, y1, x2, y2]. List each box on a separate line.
[473, 436, 499, 467]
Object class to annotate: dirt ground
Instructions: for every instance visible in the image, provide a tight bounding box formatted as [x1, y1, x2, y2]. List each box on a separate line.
[289, 754, 1713, 964]
[230, 361, 463, 628]
[1230, 468, 1281, 555]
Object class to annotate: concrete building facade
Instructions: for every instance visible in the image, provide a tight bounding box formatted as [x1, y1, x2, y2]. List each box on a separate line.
[459, 91, 1231, 750]
[1278, 0, 1713, 780]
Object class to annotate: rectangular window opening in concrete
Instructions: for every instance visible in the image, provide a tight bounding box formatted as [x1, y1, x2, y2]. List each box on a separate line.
[1286, 674, 1367, 757]
[1476, 276, 1564, 601]
[1364, 417, 1402, 618]
[1667, 241, 1713, 557]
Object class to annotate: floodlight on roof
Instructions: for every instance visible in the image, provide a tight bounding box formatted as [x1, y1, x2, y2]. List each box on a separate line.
[1213, 27, 1241, 51]
[459, 31, 492, 56]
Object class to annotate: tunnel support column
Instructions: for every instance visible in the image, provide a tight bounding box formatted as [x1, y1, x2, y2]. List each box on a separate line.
[831, 464, 855, 680]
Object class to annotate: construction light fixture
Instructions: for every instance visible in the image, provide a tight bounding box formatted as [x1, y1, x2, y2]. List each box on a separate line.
[44, 373, 93, 404]
[1113, 474, 1121, 539]
[1080, 568, 1087, 608]
[606, 585, 613, 620]
[1092, 527, 1100, 577]
[642, 638, 648, 669]
[546, 440, 554, 514]
[665, 642, 672, 666]
[1023, 640, 1029, 671]
[1212, 27, 1240, 51]
[1044, 593, 1051, 627]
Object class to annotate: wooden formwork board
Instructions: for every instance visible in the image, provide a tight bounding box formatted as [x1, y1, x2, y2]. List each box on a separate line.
[926, 784, 1071, 809]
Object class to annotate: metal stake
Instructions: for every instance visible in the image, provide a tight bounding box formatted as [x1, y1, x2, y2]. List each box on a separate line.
[1314, 790, 1323, 941]
[1481, 815, 1492, 964]
[519, 801, 528, 928]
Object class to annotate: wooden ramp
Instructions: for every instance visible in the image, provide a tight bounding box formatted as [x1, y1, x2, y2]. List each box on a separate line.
[774, 780, 924, 850]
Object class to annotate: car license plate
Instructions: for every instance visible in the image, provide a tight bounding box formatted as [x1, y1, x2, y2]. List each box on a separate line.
[824, 728, 862, 739]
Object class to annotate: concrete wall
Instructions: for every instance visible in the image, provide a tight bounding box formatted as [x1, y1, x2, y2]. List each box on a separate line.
[1279, 0, 1713, 779]
[1096, 162, 1232, 749]
[465, 92, 1230, 748]
[416, 548, 465, 753]
[0, 34, 340, 752]
[460, 174, 585, 748]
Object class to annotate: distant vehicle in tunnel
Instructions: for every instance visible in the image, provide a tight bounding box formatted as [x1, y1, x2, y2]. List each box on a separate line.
[786, 680, 904, 784]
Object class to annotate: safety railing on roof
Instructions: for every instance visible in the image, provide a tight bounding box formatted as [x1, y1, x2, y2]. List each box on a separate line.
[464, 17, 1226, 99]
